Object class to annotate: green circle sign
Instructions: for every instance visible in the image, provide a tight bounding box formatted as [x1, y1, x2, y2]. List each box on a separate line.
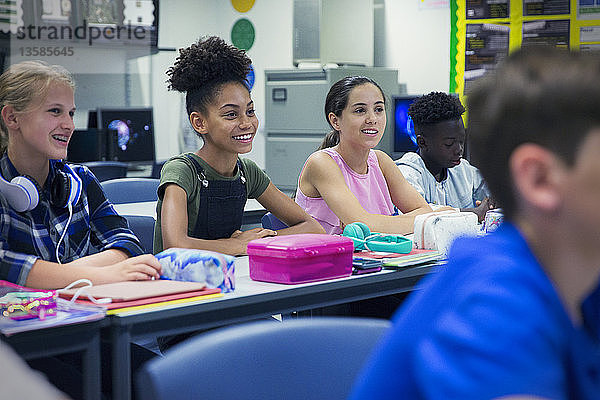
[231, 18, 255, 51]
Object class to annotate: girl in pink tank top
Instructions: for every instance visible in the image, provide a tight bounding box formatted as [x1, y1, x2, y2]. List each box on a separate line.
[295, 76, 432, 235]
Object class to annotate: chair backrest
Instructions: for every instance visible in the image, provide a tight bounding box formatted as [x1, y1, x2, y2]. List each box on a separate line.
[101, 178, 160, 204]
[136, 317, 390, 400]
[124, 214, 156, 253]
[83, 161, 129, 182]
[151, 160, 166, 179]
[260, 212, 288, 230]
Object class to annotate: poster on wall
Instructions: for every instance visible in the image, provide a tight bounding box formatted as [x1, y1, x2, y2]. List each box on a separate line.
[580, 24, 600, 43]
[450, 0, 600, 94]
[0, 0, 22, 33]
[41, 0, 71, 23]
[522, 19, 570, 47]
[523, 0, 570, 16]
[580, 43, 600, 50]
[464, 23, 509, 89]
[466, 0, 509, 19]
[81, 0, 120, 25]
[578, 0, 600, 19]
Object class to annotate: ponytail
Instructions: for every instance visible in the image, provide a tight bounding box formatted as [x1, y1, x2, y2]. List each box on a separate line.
[318, 130, 340, 150]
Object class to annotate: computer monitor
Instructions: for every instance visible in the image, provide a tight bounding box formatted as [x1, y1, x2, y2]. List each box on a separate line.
[97, 108, 156, 164]
[87, 110, 98, 129]
[393, 95, 421, 155]
[67, 128, 105, 163]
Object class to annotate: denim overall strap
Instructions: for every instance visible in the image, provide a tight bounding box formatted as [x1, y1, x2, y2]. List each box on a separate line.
[185, 155, 247, 240]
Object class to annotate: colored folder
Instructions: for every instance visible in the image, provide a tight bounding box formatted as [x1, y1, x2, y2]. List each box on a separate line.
[104, 291, 223, 315]
[354, 248, 444, 268]
[59, 280, 209, 302]
[71, 287, 222, 311]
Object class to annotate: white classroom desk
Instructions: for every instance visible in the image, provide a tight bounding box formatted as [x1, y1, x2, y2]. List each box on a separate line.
[107, 256, 439, 400]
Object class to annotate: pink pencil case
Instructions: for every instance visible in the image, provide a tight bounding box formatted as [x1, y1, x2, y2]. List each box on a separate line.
[247, 234, 354, 284]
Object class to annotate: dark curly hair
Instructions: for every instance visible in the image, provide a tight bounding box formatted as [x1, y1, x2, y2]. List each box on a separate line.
[408, 92, 465, 135]
[166, 36, 252, 115]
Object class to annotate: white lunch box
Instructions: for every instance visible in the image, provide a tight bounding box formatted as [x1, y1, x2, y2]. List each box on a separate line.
[413, 210, 480, 255]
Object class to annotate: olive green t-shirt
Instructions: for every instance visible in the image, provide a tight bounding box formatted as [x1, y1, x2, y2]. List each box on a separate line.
[153, 153, 270, 253]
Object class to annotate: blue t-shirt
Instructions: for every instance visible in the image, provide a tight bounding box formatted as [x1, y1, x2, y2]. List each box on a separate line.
[348, 223, 600, 399]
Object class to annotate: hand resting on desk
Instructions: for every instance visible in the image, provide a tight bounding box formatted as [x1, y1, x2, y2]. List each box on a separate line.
[26, 253, 162, 289]
[229, 228, 277, 256]
[100, 254, 162, 282]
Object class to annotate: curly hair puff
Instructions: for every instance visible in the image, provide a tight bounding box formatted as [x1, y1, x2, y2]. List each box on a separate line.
[407, 92, 465, 129]
[166, 36, 252, 115]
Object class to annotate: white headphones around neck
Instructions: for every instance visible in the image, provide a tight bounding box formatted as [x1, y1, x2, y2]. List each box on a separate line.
[0, 161, 82, 212]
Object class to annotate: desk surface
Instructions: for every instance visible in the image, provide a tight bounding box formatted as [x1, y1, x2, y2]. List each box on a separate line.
[107, 257, 439, 399]
[112, 257, 431, 321]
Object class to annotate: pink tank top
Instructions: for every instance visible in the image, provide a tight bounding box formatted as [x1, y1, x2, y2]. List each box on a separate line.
[295, 148, 396, 234]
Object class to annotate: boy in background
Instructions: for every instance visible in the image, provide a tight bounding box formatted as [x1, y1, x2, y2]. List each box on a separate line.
[396, 91, 492, 221]
[349, 48, 600, 399]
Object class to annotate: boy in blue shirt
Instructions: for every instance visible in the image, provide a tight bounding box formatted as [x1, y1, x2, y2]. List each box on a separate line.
[397, 92, 492, 221]
[349, 48, 600, 399]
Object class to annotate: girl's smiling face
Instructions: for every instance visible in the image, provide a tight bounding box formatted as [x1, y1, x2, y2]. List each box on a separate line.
[10, 82, 76, 163]
[194, 82, 259, 156]
[330, 83, 386, 150]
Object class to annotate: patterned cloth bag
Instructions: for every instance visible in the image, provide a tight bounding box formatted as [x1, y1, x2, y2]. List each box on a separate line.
[155, 248, 235, 293]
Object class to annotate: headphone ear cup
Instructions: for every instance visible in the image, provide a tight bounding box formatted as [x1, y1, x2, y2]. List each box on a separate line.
[5, 175, 40, 212]
[50, 170, 69, 208]
[353, 222, 371, 238]
[50, 163, 82, 208]
[342, 222, 371, 251]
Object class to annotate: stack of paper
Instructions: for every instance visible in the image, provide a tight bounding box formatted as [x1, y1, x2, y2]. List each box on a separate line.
[59, 280, 222, 315]
[355, 249, 444, 268]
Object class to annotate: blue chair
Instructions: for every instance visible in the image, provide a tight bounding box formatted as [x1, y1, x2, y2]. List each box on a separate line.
[83, 161, 129, 182]
[136, 317, 390, 400]
[101, 178, 160, 204]
[124, 214, 156, 253]
[151, 160, 167, 179]
[260, 212, 288, 230]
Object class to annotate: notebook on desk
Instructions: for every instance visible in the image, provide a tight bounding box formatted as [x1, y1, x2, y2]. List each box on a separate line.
[355, 248, 444, 268]
[58, 280, 208, 302]
[75, 288, 222, 312]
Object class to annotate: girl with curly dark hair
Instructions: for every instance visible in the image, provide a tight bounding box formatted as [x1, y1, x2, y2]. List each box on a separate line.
[155, 36, 323, 256]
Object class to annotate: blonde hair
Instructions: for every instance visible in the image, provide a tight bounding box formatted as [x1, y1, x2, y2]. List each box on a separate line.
[0, 60, 75, 153]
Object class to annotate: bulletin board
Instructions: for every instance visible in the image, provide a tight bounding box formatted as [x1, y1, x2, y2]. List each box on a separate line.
[450, 0, 600, 95]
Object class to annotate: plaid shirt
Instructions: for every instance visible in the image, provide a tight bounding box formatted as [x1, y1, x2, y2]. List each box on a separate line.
[0, 154, 144, 285]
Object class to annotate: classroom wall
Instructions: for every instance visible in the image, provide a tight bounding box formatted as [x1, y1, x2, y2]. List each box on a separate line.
[139, 0, 451, 168]
[144, 0, 293, 166]
[380, 0, 450, 95]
